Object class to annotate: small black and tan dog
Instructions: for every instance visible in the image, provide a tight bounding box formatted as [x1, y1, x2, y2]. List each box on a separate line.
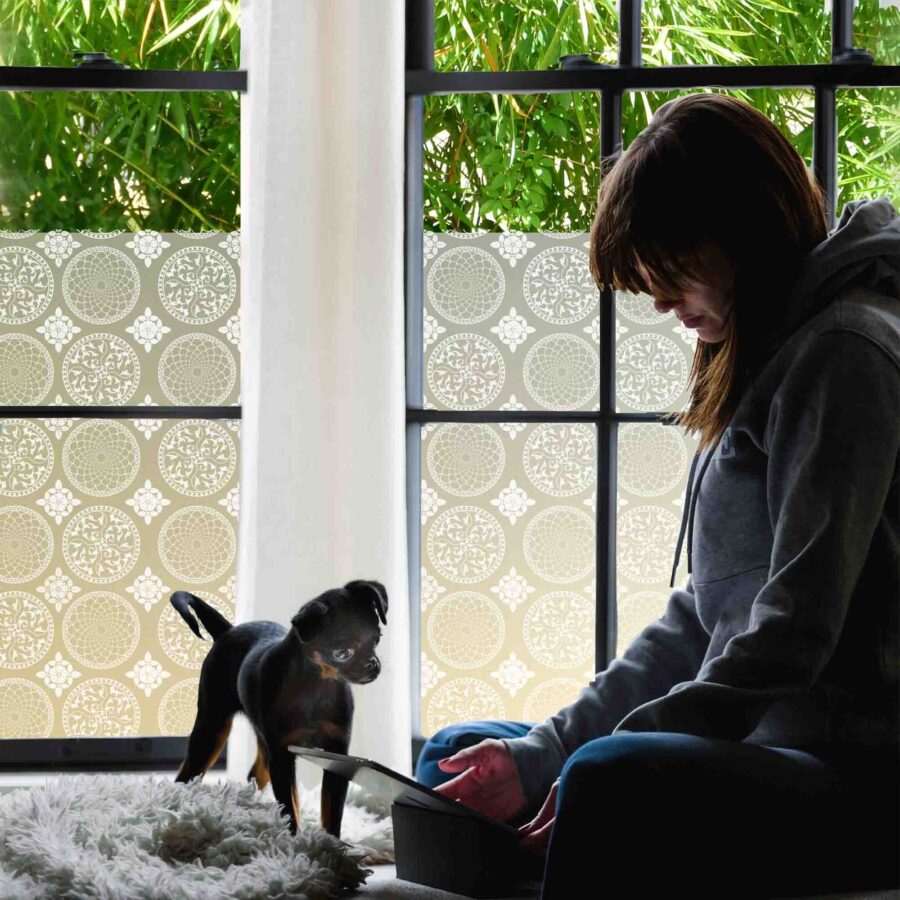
[169, 580, 387, 838]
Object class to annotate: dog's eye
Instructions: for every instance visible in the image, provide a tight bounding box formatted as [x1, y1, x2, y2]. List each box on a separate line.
[331, 648, 354, 662]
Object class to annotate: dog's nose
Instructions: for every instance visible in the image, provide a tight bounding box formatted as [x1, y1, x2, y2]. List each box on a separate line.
[365, 658, 379, 672]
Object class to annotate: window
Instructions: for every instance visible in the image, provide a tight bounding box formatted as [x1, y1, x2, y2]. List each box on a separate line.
[0, 3, 245, 770]
[406, 0, 899, 754]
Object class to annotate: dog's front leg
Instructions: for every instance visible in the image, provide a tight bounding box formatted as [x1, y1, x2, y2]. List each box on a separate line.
[321, 768, 350, 839]
[269, 748, 300, 835]
[319, 726, 351, 839]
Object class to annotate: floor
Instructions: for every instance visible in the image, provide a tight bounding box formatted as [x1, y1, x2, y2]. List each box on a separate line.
[350, 864, 539, 899]
[351, 865, 900, 900]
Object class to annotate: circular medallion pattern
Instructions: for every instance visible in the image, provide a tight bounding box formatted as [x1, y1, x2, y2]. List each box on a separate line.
[523, 334, 597, 410]
[523, 591, 593, 668]
[427, 334, 505, 410]
[618, 424, 688, 497]
[0, 420, 53, 497]
[158, 678, 200, 735]
[427, 592, 505, 669]
[0, 246, 53, 324]
[426, 424, 505, 497]
[158, 334, 236, 405]
[426, 247, 505, 324]
[63, 334, 141, 405]
[0, 334, 53, 404]
[63, 506, 140, 584]
[523, 506, 594, 583]
[158, 246, 236, 324]
[0, 506, 53, 583]
[617, 505, 682, 583]
[426, 506, 505, 584]
[62, 420, 140, 497]
[63, 247, 140, 324]
[425, 677, 505, 735]
[62, 592, 140, 669]
[523, 423, 595, 497]
[158, 507, 236, 583]
[0, 591, 53, 669]
[616, 333, 687, 411]
[522, 677, 584, 722]
[0, 679, 53, 737]
[158, 420, 236, 497]
[62, 678, 140, 736]
[523, 247, 597, 324]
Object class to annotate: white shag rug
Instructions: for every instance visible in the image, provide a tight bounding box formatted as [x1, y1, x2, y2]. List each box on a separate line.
[0, 773, 394, 899]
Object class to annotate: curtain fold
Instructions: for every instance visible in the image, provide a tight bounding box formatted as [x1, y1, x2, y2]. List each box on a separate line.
[233, 0, 410, 784]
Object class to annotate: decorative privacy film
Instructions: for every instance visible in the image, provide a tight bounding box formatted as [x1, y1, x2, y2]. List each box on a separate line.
[614, 288, 699, 413]
[423, 232, 601, 412]
[420, 422, 597, 733]
[423, 231, 699, 414]
[0, 229, 240, 739]
[419, 232, 706, 736]
[0, 231, 241, 406]
[615, 422, 702, 658]
[0, 417, 239, 738]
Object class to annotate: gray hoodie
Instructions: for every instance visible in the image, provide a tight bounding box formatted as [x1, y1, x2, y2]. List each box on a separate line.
[502, 197, 900, 817]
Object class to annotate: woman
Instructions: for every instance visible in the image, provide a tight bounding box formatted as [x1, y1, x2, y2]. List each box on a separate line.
[415, 93, 900, 899]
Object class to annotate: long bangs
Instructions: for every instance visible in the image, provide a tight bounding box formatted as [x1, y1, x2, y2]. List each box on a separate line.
[589, 166, 709, 300]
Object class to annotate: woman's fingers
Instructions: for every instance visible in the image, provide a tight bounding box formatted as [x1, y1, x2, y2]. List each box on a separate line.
[517, 779, 559, 836]
[436, 746, 478, 773]
[519, 818, 554, 859]
[433, 766, 476, 800]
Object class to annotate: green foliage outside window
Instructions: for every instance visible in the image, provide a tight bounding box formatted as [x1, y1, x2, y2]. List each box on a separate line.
[427, 0, 900, 230]
[0, 1, 895, 233]
[0, 0, 240, 231]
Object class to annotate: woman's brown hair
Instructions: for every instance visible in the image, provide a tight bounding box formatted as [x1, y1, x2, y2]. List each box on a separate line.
[589, 92, 828, 452]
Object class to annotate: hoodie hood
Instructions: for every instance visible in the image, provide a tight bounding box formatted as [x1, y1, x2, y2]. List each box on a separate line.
[669, 196, 900, 589]
[759, 196, 900, 357]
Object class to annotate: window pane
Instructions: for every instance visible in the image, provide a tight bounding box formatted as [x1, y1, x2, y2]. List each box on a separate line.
[425, 93, 599, 232]
[856, 0, 900, 66]
[642, 0, 829, 66]
[432, 0, 834, 71]
[0, 231, 240, 407]
[615, 421, 700, 658]
[837, 88, 900, 211]
[0, 1, 240, 71]
[423, 230, 601, 412]
[420, 422, 596, 735]
[617, 88, 814, 414]
[0, 91, 240, 232]
[433, 2, 618, 72]
[0, 416, 238, 739]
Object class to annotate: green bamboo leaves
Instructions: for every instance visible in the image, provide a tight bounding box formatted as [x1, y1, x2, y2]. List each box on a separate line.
[0, 0, 240, 232]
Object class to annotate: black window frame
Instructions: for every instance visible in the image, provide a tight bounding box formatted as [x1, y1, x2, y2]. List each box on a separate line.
[0, 63, 247, 772]
[405, 0, 900, 768]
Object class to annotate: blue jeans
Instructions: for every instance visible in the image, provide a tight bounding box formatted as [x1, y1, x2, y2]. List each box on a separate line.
[416, 720, 900, 899]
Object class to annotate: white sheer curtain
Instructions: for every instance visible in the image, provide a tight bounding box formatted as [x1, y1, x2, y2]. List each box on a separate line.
[232, 0, 410, 785]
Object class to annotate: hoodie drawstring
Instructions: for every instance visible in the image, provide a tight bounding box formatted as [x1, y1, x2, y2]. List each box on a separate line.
[669, 436, 723, 589]
[669, 451, 700, 589]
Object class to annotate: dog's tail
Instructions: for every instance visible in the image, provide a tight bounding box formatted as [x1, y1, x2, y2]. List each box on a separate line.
[169, 591, 233, 641]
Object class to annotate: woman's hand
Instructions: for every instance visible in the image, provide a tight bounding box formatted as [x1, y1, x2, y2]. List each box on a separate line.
[516, 779, 559, 860]
[432, 738, 526, 823]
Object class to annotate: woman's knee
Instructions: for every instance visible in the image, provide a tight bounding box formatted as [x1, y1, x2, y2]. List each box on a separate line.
[557, 733, 675, 797]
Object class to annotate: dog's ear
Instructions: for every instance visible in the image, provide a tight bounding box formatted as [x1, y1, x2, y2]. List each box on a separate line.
[291, 599, 330, 642]
[345, 580, 388, 625]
